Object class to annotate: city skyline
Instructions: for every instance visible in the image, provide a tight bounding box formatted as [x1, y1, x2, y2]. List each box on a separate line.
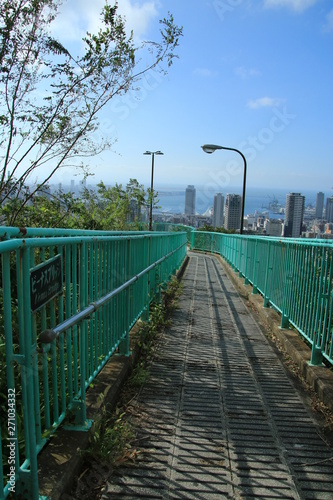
[44, 0, 332, 193]
[50, 180, 333, 227]
[47, 178, 333, 236]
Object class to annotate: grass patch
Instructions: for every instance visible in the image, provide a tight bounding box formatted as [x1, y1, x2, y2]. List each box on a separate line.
[86, 276, 183, 467]
[90, 408, 137, 466]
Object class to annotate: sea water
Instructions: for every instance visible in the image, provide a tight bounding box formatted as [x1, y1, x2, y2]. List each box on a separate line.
[154, 185, 329, 219]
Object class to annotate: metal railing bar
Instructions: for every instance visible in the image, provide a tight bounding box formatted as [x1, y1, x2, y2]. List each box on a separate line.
[0, 232, 187, 254]
[0, 226, 154, 240]
[192, 231, 333, 367]
[39, 242, 186, 345]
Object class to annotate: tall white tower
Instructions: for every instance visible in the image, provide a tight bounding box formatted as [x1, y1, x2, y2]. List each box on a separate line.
[185, 185, 196, 216]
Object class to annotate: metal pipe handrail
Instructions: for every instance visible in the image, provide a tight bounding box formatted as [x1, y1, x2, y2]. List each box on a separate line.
[0, 226, 153, 240]
[192, 230, 333, 367]
[1, 227, 188, 499]
[0, 231, 186, 254]
[39, 241, 186, 345]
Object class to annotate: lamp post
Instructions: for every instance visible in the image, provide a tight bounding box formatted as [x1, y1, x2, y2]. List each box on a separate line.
[201, 144, 247, 235]
[143, 150, 163, 231]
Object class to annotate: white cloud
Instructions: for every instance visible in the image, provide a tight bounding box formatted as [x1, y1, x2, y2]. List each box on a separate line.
[247, 97, 285, 109]
[323, 9, 333, 32]
[263, 0, 318, 12]
[235, 66, 261, 79]
[118, 0, 159, 39]
[51, 0, 159, 43]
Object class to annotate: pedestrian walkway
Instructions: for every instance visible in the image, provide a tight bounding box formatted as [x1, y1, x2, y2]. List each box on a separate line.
[102, 252, 333, 499]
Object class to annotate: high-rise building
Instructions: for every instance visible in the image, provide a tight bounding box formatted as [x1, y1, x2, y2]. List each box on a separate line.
[264, 218, 283, 237]
[283, 192, 305, 238]
[326, 196, 333, 223]
[213, 193, 224, 228]
[185, 185, 196, 215]
[224, 194, 241, 231]
[315, 192, 324, 219]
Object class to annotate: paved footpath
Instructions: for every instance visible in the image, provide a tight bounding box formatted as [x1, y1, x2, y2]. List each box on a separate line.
[102, 253, 333, 499]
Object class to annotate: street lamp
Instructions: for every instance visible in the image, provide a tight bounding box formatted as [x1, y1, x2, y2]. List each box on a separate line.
[201, 144, 247, 235]
[143, 150, 164, 231]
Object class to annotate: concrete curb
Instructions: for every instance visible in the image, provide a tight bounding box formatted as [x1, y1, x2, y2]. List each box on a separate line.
[38, 255, 189, 499]
[217, 253, 333, 413]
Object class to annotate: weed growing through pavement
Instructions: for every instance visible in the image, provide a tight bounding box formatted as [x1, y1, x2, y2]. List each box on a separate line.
[86, 276, 183, 468]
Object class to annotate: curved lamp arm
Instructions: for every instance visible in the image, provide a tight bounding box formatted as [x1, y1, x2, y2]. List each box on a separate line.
[201, 144, 247, 235]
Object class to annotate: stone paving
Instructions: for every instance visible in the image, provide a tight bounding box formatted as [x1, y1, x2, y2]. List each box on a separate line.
[101, 252, 333, 499]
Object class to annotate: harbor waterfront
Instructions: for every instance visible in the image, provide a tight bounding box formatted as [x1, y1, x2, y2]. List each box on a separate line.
[154, 185, 328, 218]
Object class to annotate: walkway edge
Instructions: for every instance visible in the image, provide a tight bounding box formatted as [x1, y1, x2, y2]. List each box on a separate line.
[216, 253, 333, 413]
[37, 255, 189, 500]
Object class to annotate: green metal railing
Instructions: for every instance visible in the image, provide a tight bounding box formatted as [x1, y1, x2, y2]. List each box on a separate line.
[154, 223, 195, 245]
[0, 226, 152, 240]
[193, 232, 333, 368]
[0, 229, 187, 499]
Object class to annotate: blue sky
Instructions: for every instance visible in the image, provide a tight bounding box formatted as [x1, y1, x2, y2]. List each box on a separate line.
[51, 0, 333, 196]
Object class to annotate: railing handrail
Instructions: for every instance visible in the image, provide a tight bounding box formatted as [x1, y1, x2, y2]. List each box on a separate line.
[192, 231, 333, 369]
[0, 226, 154, 240]
[0, 231, 185, 254]
[193, 230, 333, 245]
[0, 228, 187, 498]
[38, 241, 186, 344]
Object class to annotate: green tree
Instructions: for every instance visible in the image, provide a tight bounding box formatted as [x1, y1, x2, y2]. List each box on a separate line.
[0, 180, 150, 230]
[0, 184, 83, 228]
[197, 224, 235, 234]
[94, 180, 150, 230]
[0, 0, 182, 224]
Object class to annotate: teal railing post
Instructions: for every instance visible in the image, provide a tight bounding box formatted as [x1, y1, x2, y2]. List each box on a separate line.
[238, 237, 243, 278]
[244, 238, 250, 285]
[233, 237, 238, 272]
[316, 247, 333, 364]
[141, 235, 150, 321]
[309, 245, 331, 366]
[190, 229, 195, 250]
[65, 245, 73, 405]
[118, 239, 130, 356]
[64, 242, 92, 431]
[18, 246, 39, 499]
[252, 239, 259, 295]
[72, 243, 79, 396]
[281, 243, 290, 329]
[2, 252, 20, 497]
[263, 240, 272, 307]
[310, 331, 323, 366]
[219, 233, 223, 258]
[155, 266, 161, 302]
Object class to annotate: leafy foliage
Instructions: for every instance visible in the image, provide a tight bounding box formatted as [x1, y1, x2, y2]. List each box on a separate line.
[0, 178, 155, 230]
[197, 224, 235, 234]
[0, 0, 183, 224]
